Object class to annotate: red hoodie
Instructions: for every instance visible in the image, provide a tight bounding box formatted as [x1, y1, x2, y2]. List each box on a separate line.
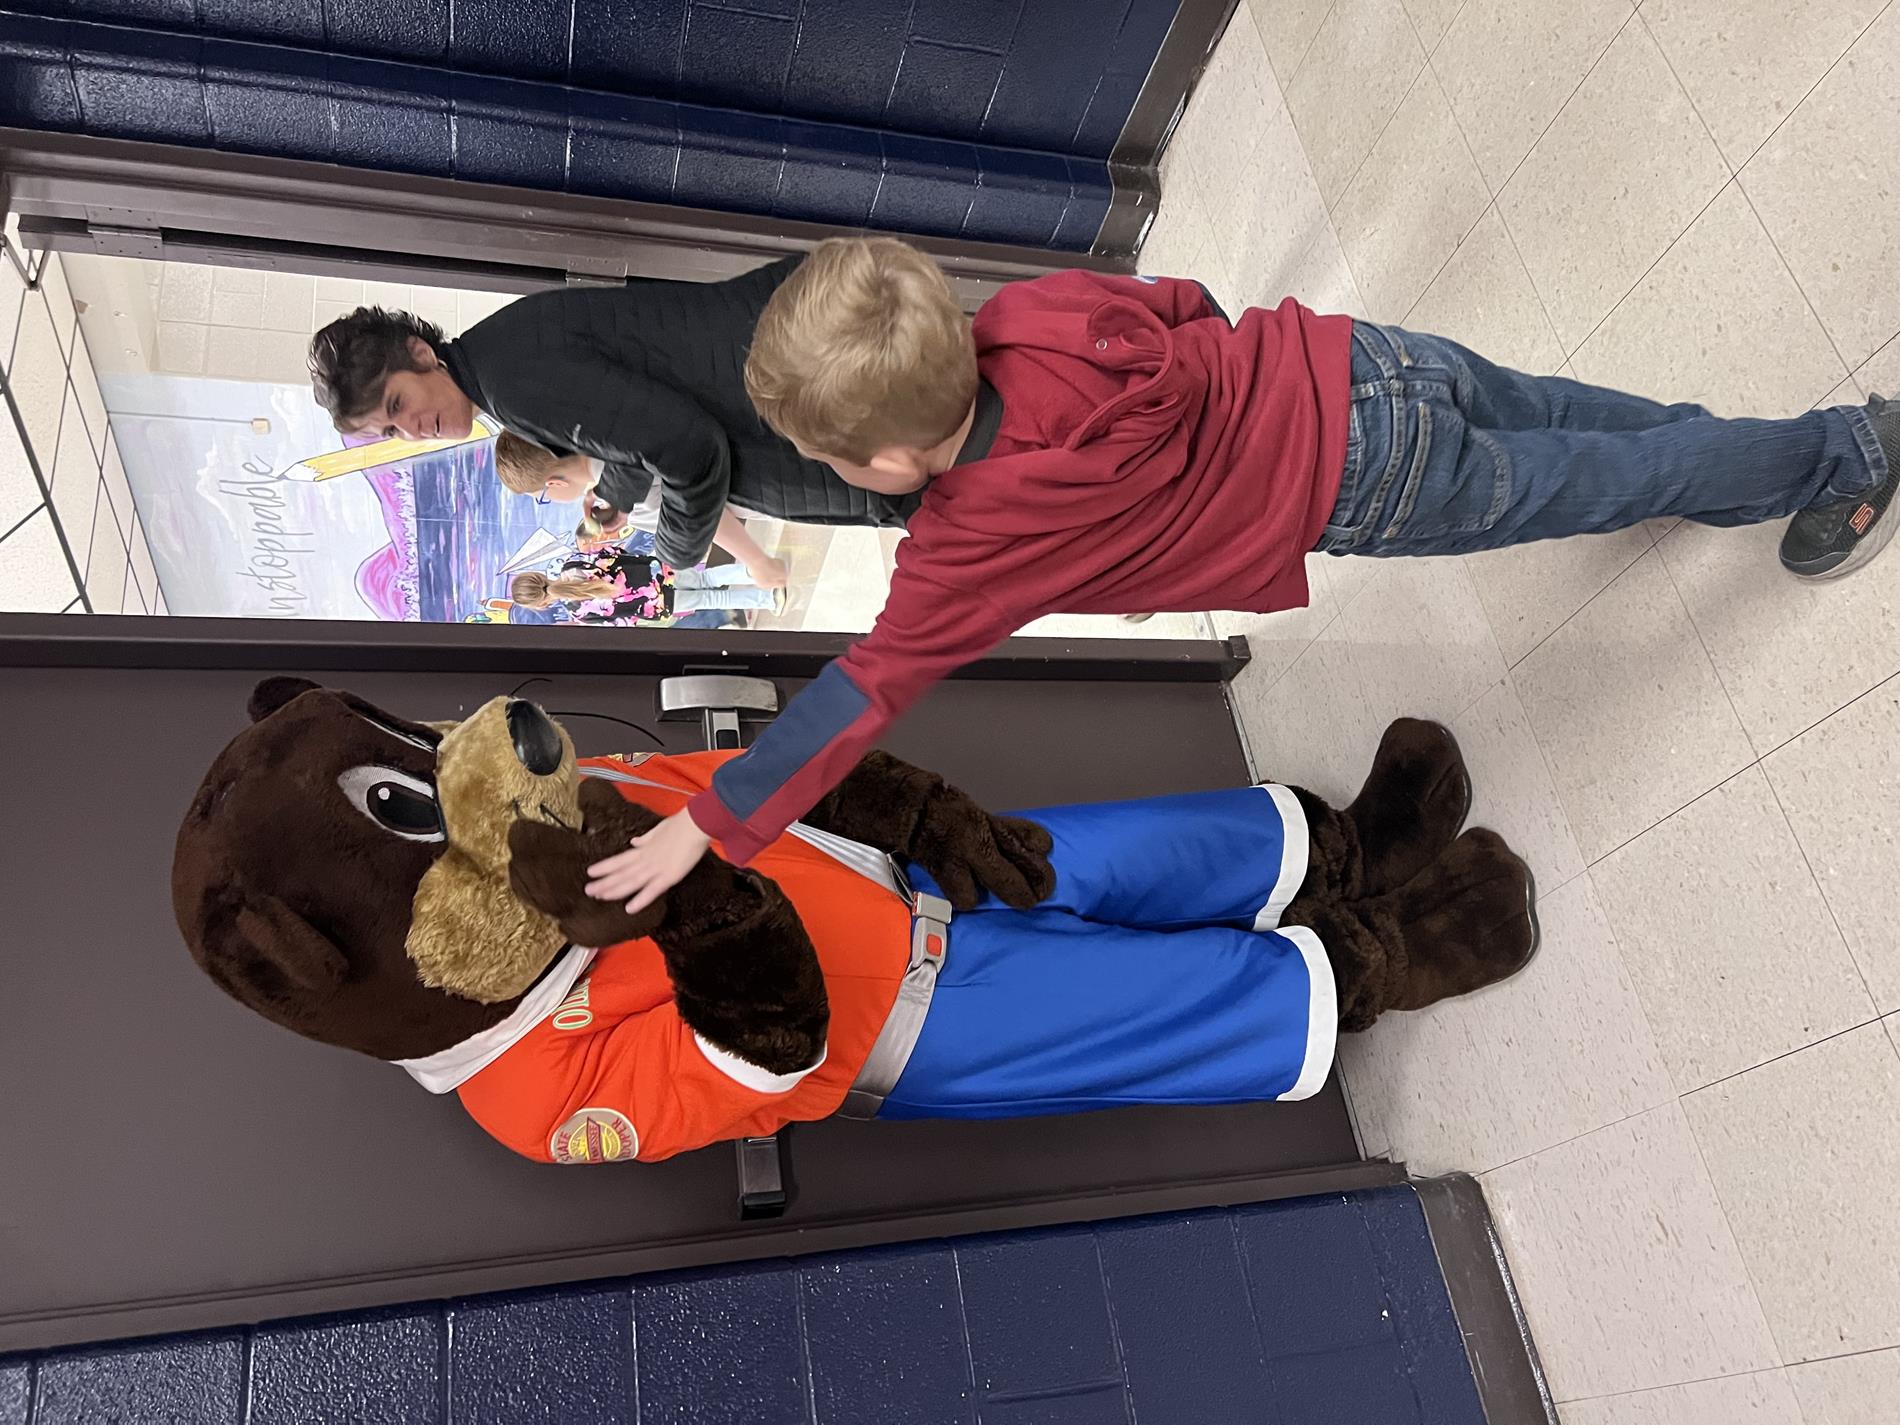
[691, 270, 1354, 862]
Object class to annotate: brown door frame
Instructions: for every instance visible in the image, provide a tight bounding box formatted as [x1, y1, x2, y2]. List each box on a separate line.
[0, 12, 1242, 671]
[0, 127, 1121, 310]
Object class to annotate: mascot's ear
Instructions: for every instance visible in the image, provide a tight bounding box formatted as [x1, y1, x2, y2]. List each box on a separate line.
[200, 892, 349, 1015]
[249, 676, 321, 722]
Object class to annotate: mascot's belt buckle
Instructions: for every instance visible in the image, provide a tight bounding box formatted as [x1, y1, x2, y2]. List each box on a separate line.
[910, 892, 952, 970]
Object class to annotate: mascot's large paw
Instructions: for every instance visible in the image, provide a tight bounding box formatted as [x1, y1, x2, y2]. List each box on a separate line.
[509, 788, 667, 947]
[912, 791, 1057, 912]
[1347, 718, 1471, 896]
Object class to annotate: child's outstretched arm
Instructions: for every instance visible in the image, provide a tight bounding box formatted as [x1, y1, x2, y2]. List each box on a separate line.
[585, 570, 1020, 911]
[713, 507, 788, 588]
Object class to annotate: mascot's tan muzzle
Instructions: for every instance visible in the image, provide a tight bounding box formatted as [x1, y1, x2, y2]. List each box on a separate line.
[407, 696, 585, 1004]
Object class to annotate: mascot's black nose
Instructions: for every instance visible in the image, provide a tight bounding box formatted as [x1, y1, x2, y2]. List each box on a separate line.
[506, 700, 563, 776]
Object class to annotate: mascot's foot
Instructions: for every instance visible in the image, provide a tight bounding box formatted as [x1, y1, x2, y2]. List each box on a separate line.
[1381, 827, 1538, 1015]
[1347, 719, 1471, 897]
[1295, 825, 1536, 1032]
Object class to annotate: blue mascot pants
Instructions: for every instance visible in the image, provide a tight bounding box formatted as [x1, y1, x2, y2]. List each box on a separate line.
[882, 785, 1337, 1119]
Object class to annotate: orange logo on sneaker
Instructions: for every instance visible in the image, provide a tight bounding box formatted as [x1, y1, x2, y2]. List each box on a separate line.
[1851, 504, 1877, 535]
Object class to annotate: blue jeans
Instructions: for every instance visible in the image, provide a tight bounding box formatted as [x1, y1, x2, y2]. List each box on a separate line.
[1315, 323, 1888, 556]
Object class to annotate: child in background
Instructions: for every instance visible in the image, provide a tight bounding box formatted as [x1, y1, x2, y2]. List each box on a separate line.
[511, 549, 783, 627]
[584, 234, 1899, 914]
[494, 432, 789, 589]
[576, 500, 632, 553]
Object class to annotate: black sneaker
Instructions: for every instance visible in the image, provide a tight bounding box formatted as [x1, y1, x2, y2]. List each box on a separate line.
[1780, 394, 1900, 580]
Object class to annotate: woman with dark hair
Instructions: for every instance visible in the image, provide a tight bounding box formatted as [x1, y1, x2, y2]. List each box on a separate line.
[306, 259, 921, 569]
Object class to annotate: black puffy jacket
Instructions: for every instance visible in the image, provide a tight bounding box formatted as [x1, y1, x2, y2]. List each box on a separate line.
[441, 255, 920, 566]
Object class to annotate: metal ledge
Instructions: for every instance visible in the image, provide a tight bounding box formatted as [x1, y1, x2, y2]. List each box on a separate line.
[1414, 1173, 1561, 1425]
[0, 613, 1253, 684]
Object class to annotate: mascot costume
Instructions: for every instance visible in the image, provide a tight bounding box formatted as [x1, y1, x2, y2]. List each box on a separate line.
[172, 679, 1537, 1166]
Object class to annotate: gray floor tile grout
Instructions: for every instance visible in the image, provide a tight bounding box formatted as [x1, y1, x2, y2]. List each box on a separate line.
[1683, 1013, 1889, 1103]
[1556, 1336, 1900, 1409]
[1675, 1066, 1808, 1373]
[1749, 664, 1900, 767]
[1732, 180, 1859, 387]
[1282, 0, 1338, 91]
[1451, 2, 1641, 206]
[1475, 1094, 1662, 1182]
[1397, 193, 1493, 332]
[1580, 1101, 1785, 1398]
[1487, 199, 1570, 370]
[1755, 742, 1879, 1014]
[1647, 521, 1767, 766]
[1581, 755, 1767, 871]
[1419, 0, 1475, 63]
[1497, 532, 1658, 675]
[1635, 8, 1737, 183]
[1725, 0, 1898, 180]
[1553, 171, 1736, 363]
[1247, 604, 1350, 705]
[1548, 1359, 1794, 1409]
[1326, 52, 1431, 225]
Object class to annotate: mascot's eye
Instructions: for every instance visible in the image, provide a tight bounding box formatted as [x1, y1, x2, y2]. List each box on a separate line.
[336, 765, 445, 842]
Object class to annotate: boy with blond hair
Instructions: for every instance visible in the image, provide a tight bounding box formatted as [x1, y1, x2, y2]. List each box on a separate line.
[492, 431, 788, 590]
[586, 236, 1897, 911]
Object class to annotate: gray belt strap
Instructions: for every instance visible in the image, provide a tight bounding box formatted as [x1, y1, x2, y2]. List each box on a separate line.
[837, 891, 953, 1120]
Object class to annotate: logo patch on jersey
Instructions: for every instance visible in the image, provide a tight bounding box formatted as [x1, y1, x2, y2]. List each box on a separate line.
[549, 1107, 638, 1164]
[597, 751, 657, 766]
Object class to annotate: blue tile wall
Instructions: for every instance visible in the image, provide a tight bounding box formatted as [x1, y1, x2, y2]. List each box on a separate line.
[33, 1333, 243, 1425]
[0, 0, 1169, 252]
[324, 0, 450, 64]
[569, 0, 685, 97]
[197, 0, 325, 46]
[202, 39, 333, 162]
[68, 21, 207, 145]
[0, 1362, 29, 1425]
[635, 1264, 806, 1425]
[0, 17, 81, 133]
[0, 1186, 1487, 1425]
[449, 0, 574, 84]
[248, 1309, 442, 1425]
[450, 1286, 632, 1424]
[16, 0, 1177, 156]
[778, 3, 908, 130]
[801, 1248, 974, 1425]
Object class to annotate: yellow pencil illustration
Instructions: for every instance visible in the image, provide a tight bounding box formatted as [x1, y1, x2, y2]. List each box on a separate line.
[279, 414, 502, 481]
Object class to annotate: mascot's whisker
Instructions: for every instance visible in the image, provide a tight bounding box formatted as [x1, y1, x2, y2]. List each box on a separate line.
[545, 709, 666, 749]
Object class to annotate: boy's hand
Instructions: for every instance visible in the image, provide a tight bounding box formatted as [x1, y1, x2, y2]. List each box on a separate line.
[585, 809, 713, 915]
[746, 555, 790, 590]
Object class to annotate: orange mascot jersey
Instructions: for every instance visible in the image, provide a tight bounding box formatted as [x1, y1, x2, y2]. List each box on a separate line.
[451, 752, 913, 1164]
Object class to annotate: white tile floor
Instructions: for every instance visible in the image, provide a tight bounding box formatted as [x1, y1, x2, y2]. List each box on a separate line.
[1154, 2, 1900, 1417]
